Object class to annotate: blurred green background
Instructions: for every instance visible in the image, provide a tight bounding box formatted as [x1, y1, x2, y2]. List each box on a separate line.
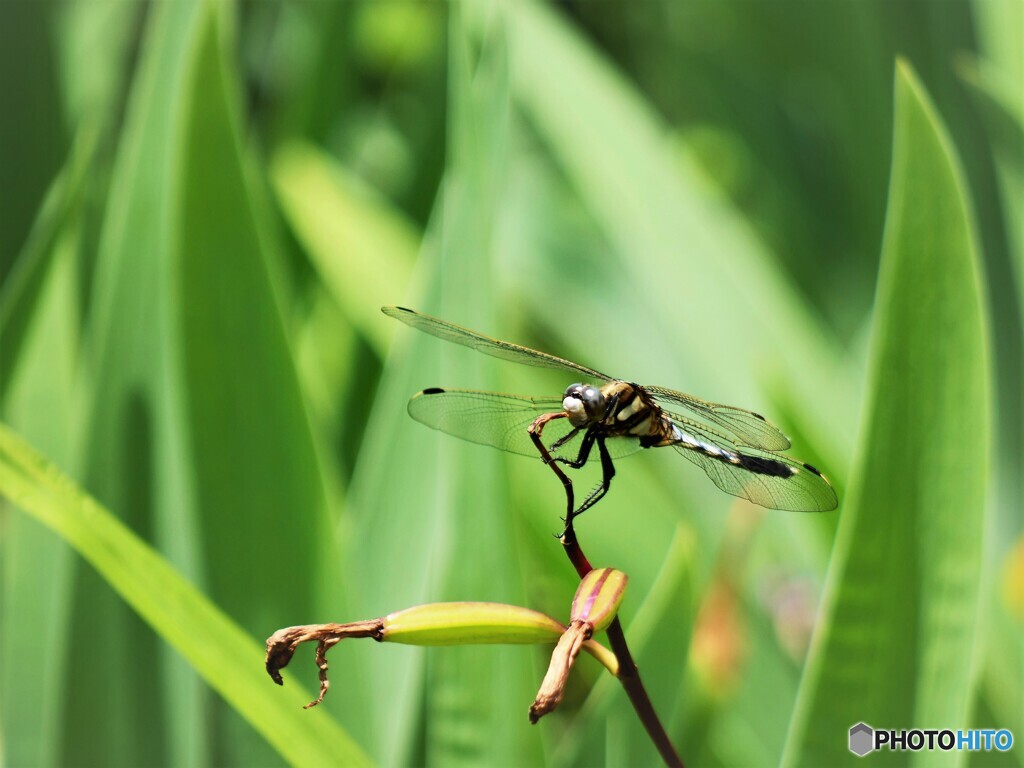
[1, 0, 1020, 766]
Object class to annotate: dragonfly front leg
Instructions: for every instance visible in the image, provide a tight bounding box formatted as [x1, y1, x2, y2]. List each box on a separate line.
[549, 427, 580, 456]
[528, 412, 575, 523]
[556, 428, 596, 469]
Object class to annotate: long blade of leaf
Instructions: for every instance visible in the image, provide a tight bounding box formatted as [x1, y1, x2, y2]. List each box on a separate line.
[0, 228, 79, 768]
[782, 61, 991, 767]
[0, 424, 371, 768]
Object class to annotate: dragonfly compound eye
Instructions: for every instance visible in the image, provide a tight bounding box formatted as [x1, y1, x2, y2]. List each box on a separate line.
[579, 385, 606, 419]
[562, 384, 606, 421]
[562, 383, 595, 426]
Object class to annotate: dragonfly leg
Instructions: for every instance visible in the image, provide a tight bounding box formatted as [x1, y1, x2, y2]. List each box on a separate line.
[528, 412, 574, 522]
[550, 427, 581, 456]
[556, 391, 619, 514]
[557, 428, 596, 469]
[568, 435, 616, 522]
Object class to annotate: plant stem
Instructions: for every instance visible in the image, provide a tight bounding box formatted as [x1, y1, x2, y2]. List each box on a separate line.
[559, 522, 593, 575]
[530, 413, 683, 767]
[561, 522, 684, 768]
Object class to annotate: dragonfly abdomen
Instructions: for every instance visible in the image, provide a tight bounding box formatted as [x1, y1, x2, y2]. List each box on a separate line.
[668, 423, 793, 477]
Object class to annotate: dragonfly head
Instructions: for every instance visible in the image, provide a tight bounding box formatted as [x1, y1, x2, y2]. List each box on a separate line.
[563, 383, 605, 427]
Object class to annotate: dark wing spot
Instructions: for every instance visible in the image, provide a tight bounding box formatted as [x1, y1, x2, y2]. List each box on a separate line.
[802, 462, 823, 477]
[739, 454, 795, 477]
[752, 412, 767, 421]
[422, 387, 446, 395]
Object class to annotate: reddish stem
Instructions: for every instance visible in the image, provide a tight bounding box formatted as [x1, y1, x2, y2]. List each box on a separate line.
[529, 414, 684, 768]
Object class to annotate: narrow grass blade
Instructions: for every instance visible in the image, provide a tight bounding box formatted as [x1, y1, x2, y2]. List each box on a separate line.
[0, 424, 371, 768]
[783, 62, 991, 767]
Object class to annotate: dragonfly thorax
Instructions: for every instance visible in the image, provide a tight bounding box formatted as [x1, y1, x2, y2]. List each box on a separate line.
[562, 383, 605, 427]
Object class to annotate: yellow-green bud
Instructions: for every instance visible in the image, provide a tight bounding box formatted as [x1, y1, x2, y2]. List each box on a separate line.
[383, 602, 565, 645]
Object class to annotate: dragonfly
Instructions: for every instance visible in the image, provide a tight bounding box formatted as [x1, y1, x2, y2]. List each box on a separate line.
[383, 306, 837, 528]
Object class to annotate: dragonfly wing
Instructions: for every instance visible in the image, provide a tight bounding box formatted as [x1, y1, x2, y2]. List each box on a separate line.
[669, 418, 836, 511]
[646, 385, 791, 451]
[674, 445, 837, 511]
[408, 388, 642, 459]
[383, 306, 614, 382]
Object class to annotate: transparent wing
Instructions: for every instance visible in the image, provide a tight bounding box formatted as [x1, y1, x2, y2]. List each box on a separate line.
[646, 385, 791, 452]
[407, 388, 643, 460]
[383, 306, 613, 383]
[669, 417, 837, 512]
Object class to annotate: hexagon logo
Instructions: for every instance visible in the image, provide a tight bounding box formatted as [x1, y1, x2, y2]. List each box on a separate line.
[849, 722, 874, 757]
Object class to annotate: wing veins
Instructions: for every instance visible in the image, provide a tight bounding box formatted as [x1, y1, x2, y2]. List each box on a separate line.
[669, 419, 836, 512]
[383, 306, 613, 382]
[407, 388, 641, 459]
[647, 385, 791, 451]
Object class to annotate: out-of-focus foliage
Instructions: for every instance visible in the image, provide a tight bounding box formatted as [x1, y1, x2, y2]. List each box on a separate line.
[0, 1, 1019, 766]
[784, 63, 991, 768]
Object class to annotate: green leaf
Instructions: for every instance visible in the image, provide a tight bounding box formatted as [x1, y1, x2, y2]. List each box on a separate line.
[176, 1, 333, 626]
[73, 1, 338, 763]
[56, 0, 140, 124]
[0, 0, 65, 283]
[0, 424, 371, 768]
[339, 9, 547, 766]
[972, 0, 1023, 131]
[956, 55, 1024, 390]
[1, 227, 79, 768]
[68, 1, 210, 761]
[270, 141, 418, 357]
[782, 61, 990, 767]
[0, 124, 96, 405]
